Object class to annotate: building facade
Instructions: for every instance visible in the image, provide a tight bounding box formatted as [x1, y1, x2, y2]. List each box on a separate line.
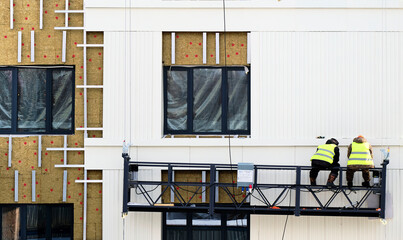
[1, 0, 403, 239]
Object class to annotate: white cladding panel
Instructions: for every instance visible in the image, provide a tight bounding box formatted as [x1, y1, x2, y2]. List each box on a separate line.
[252, 31, 403, 141]
[103, 31, 162, 143]
[103, 169, 161, 240]
[101, 31, 403, 145]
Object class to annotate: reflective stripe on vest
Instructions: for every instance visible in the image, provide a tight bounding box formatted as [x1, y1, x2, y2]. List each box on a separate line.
[348, 142, 374, 166]
[310, 144, 336, 164]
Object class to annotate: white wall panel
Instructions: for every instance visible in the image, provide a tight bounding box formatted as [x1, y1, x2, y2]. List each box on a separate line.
[103, 169, 161, 240]
[100, 31, 403, 147]
[130, 32, 163, 143]
[103, 31, 162, 144]
[104, 32, 127, 142]
[103, 170, 124, 240]
[86, 6, 403, 32]
[252, 31, 402, 141]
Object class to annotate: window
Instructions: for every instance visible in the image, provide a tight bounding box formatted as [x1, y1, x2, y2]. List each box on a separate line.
[163, 212, 249, 240]
[0, 66, 75, 135]
[0, 204, 73, 239]
[164, 66, 250, 135]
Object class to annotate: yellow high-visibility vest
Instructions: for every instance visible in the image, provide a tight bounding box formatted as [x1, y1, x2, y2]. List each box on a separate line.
[310, 144, 336, 164]
[348, 142, 374, 166]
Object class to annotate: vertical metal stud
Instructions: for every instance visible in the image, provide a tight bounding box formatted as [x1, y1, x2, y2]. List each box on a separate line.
[170, 170, 175, 203]
[215, 170, 219, 202]
[31, 31, 35, 62]
[247, 32, 251, 64]
[202, 171, 206, 202]
[209, 165, 216, 215]
[17, 31, 22, 62]
[203, 32, 207, 64]
[83, 33, 88, 139]
[10, 0, 13, 29]
[83, 170, 88, 239]
[39, 0, 43, 29]
[63, 170, 67, 202]
[215, 33, 220, 64]
[64, 135, 67, 165]
[171, 32, 176, 64]
[83, 1, 88, 238]
[62, 31, 67, 62]
[32, 171, 36, 202]
[65, 0, 69, 28]
[8, 136, 12, 167]
[38, 135, 41, 167]
[14, 170, 18, 202]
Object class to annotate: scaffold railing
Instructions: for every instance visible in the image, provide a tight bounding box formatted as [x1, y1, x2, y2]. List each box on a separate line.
[122, 156, 389, 219]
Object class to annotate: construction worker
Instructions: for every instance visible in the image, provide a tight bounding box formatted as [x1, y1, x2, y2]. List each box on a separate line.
[310, 138, 340, 188]
[347, 135, 374, 188]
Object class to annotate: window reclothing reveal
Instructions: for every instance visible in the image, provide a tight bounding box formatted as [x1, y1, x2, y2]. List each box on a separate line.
[193, 68, 222, 133]
[164, 66, 250, 135]
[2, 207, 21, 240]
[0, 205, 73, 240]
[164, 212, 249, 240]
[52, 70, 74, 130]
[0, 70, 12, 129]
[51, 205, 73, 238]
[26, 205, 46, 239]
[228, 70, 248, 131]
[167, 71, 188, 131]
[0, 67, 75, 135]
[17, 69, 47, 132]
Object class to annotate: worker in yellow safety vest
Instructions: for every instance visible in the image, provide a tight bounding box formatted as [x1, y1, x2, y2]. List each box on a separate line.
[347, 135, 374, 188]
[310, 138, 340, 188]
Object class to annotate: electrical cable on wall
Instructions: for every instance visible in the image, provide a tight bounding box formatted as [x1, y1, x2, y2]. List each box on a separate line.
[281, 189, 292, 240]
[222, 0, 236, 202]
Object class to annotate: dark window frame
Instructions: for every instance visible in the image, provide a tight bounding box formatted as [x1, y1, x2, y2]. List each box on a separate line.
[163, 66, 251, 135]
[162, 212, 250, 240]
[0, 204, 74, 240]
[0, 66, 75, 135]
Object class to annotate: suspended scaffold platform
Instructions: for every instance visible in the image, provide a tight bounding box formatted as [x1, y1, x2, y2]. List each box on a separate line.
[122, 154, 389, 219]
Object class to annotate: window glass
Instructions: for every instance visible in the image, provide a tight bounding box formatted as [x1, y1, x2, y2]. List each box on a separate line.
[2, 206, 21, 240]
[193, 69, 222, 132]
[0, 70, 12, 129]
[51, 205, 72, 239]
[26, 205, 46, 240]
[227, 214, 248, 240]
[17, 69, 47, 132]
[167, 228, 187, 240]
[167, 71, 188, 131]
[226, 213, 247, 226]
[166, 212, 187, 226]
[164, 67, 250, 135]
[193, 229, 221, 240]
[227, 70, 248, 131]
[52, 70, 73, 130]
[165, 212, 248, 240]
[192, 213, 221, 226]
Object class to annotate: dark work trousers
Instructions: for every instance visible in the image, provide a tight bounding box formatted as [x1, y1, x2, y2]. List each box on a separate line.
[346, 164, 374, 182]
[309, 160, 340, 180]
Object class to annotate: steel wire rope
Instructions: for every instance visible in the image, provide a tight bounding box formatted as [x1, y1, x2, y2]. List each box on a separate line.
[281, 190, 292, 240]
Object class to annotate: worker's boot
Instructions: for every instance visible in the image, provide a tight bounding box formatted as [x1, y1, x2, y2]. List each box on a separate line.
[347, 181, 353, 189]
[326, 174, 336, 188]
[362, 181, 370, 188]
[310, 177, 317, 186]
